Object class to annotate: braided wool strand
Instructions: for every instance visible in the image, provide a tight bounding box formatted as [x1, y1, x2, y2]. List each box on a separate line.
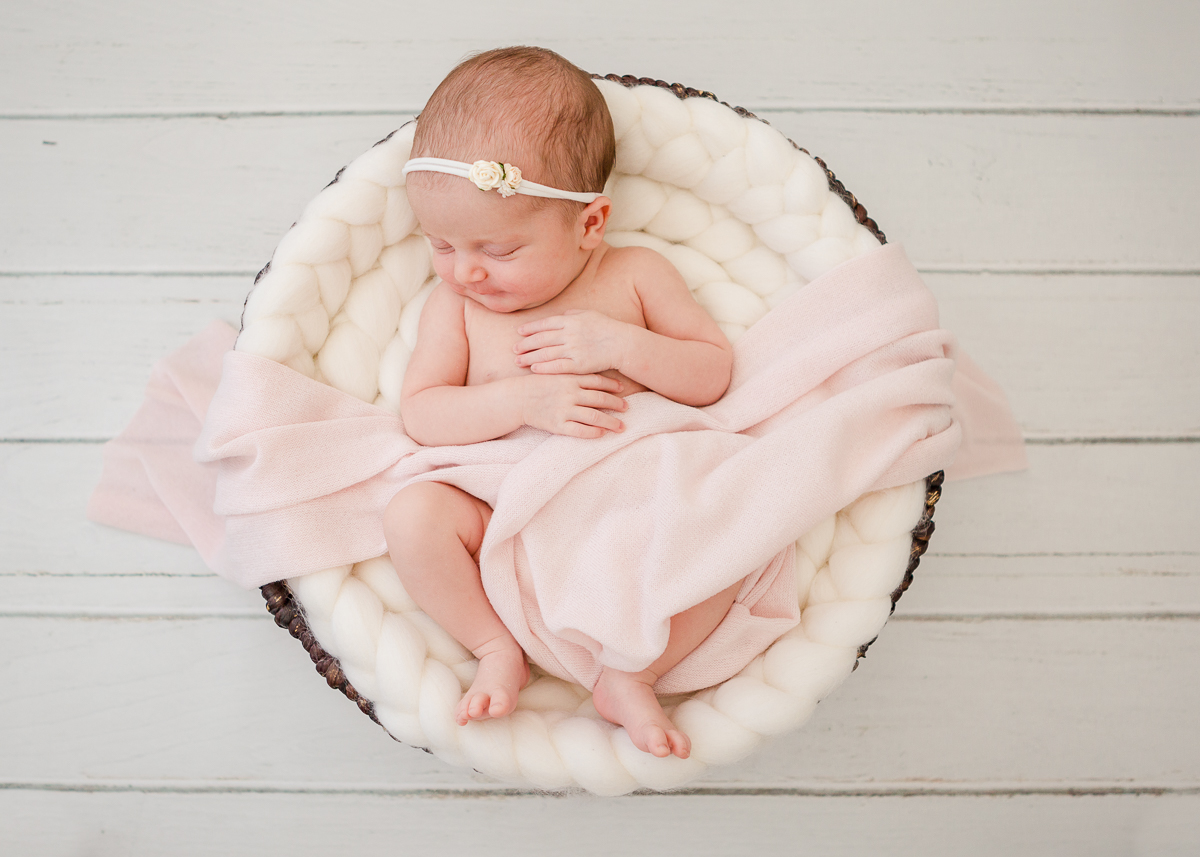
[242, 79, 930, 794]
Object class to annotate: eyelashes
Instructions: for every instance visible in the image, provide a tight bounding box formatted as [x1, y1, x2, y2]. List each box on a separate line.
[430, 243, 518, 260]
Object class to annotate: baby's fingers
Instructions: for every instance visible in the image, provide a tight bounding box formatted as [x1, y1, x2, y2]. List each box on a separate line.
[577, 374, 623, 394]
[516, 316, 566, 336]
[569, 406, 624, 434]
[514, 330, 563, 354]
[580, 388, 627, 413]
[529, 358, 577, 374]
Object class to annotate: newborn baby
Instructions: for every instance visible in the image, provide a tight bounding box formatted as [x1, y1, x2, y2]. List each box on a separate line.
[383, 46, 734, 760]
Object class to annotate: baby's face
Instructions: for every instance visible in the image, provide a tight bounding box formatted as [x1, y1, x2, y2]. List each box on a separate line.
[408, 178, 599, 313]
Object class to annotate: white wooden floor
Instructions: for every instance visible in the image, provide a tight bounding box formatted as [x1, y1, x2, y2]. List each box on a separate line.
[3, 2, 1198, 854]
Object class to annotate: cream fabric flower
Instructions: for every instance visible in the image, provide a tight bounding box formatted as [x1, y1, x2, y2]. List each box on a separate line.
[500, 165, 522, 197]
[468, 160, 504, 191]
[468, 160, 523, 197]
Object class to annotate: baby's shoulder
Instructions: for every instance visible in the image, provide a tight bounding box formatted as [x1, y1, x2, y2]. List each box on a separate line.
[598, 243, 683, 286]
[416, 280, 469, 332]
[424, 279, 467, 313]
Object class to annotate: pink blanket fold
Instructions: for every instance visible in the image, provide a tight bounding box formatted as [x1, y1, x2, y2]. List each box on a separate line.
[88, 244, 1027, 693]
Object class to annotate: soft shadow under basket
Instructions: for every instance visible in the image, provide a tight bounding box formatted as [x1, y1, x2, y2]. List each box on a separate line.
[244, 75, 943, 795]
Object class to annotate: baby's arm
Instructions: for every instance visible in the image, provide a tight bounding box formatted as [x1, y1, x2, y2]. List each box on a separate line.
[400, 284, 628, 446]
[514, 248, 733, 407]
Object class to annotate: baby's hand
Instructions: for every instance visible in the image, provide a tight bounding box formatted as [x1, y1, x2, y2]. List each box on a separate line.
[515, 310, 629, 375]
[519, 373, 627, 438]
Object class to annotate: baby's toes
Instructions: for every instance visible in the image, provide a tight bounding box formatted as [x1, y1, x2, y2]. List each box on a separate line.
[487, 689, 516, 719]
[667, 730, 691, 760]
[639, 725, 671, 758]
[455, 692, 488, 725]
[467, 692, 493, 721]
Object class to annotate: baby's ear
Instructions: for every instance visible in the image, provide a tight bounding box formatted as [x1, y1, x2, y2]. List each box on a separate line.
[578, 197, 611, 249]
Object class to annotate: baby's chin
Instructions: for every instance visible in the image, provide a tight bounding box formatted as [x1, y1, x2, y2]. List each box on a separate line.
[463, 289, 552, 314]
[463, 292, 521, 313]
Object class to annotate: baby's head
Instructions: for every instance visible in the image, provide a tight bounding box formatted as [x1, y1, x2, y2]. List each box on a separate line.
[409, 46, 615, 211]
[404, 47, 617, 313]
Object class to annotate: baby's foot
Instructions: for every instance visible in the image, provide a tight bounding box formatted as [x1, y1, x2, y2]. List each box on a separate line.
[592, 667, 691, 759]
[456, 640, 529, 726]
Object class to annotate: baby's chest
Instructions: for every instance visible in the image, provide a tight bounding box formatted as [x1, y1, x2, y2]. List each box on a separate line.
[464, 288, 645, 385]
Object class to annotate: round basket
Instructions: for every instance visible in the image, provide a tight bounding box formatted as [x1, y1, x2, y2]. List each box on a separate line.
[243, 75, 943, 795]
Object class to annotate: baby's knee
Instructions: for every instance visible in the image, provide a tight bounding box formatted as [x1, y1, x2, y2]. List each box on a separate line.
[385, 481, 489, 559]
[384, 483, 446, 545]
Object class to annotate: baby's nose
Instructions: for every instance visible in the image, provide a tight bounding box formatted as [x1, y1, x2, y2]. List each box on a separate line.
[455, 254, 487, 284]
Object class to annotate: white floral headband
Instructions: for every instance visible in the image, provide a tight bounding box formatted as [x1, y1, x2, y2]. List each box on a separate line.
[401, 157, 601, 203]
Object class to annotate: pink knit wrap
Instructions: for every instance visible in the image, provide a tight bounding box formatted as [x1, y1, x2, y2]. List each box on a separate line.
[89, 245, 1026, 691]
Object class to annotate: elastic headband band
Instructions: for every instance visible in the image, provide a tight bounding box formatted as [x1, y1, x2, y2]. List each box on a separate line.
[402, 157, 601, 204]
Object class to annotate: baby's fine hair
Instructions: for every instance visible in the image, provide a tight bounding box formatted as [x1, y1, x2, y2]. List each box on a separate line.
[411, 46, 615, 196]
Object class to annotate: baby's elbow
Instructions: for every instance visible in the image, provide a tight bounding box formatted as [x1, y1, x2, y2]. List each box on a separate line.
[399, 398, 435, 446]
[694, 348, 733, 407]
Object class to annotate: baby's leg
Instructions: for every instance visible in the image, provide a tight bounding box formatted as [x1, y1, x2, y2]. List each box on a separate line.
[592, 580, 741, 759]
[383, 481, 528, 726]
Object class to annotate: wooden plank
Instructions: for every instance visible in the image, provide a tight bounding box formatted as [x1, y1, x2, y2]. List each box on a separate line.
[0, 575, 264, 618]
[767, 112, 1200, 272]
[0, 277, 248, 440]
[6, 1, 1198, 113]
[923, 274, 1200, 441]
[1, 791, 1197, 857]
[2, 552, 1196, 621]
[900, 553, 1200, 618]
[0, 115, 396, 275]
[0, 616, 1196, 789]
[760, 617, 1200, 788]
[7, 441, 1199, 580]
[5, 273, 1196, 441]
[2, 114, 1198, 273]
[3, 443, 1189, 577]
[931, 444, 1199, 556]
[0, 443, 213, 577]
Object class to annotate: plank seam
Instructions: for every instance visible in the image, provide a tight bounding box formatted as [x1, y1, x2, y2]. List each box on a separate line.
[1024, 436, 1200, 445]
[8, 436, 1200, 446]
[916, 264, 1200, 276]
[0, 438, 106, 444]
[3, 609, 1196, 621]
[0, 610, 262, 620]
[2, 780, 1197, 797]
[3, 103, 1199, 120]
[889, 612, 1200, 622]
[0, 609, 264, 619]
[929, 551, 1200, 558]
[7, 266, 1200, 278]
[0, 571, 220, 578]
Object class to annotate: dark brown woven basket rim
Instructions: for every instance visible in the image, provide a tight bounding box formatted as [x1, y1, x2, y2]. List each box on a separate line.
[257, 74, 930, 743]
[592, 75, 887, 246]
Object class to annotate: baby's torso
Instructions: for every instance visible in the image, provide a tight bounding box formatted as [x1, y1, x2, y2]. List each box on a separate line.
[461, 247, 650, 394]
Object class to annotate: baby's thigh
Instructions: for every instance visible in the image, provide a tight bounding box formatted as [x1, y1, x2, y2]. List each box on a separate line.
[384, 481, 493, 558]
